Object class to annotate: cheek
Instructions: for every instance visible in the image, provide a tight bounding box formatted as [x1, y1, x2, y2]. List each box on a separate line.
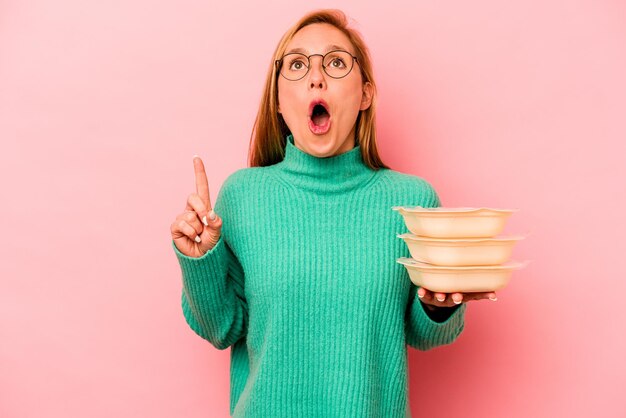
[337, 83, 363, 119]
[278, 83, 297, 115]
[277, 84, 303, 131]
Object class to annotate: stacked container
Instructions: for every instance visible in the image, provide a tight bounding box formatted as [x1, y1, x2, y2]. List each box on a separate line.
[392, 207, 528, 293]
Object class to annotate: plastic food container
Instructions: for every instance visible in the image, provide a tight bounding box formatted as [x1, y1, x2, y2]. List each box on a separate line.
[397, 233, 525, 266]
[396, 257, 528, 293]
[392, 206, 517, 238]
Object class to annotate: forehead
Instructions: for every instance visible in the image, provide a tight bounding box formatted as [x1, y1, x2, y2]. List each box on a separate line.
[285, 23, 355, 55]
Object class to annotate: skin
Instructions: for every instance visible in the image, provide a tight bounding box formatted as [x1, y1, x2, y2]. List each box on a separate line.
[418, 288, 498, 311]
[172, 24, 498, 307]
[170, 156, 222, 259]
[277, 23, 373, 158]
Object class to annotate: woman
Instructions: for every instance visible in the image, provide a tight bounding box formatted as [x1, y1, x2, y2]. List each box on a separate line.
[170, 9, 497, 417]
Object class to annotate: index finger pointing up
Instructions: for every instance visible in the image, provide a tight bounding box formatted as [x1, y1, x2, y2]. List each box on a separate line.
[193, 155, 212, 209]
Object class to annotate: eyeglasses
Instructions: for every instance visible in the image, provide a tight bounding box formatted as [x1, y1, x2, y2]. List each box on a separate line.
[275, 50, 358, 81]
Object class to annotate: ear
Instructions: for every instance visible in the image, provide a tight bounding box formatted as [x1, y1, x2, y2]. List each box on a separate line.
[359, 81, 373, 111]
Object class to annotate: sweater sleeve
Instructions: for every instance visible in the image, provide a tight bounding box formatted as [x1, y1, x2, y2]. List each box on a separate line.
[405, 284, 466, 350]
[171, 178, 248, 350]
[404, 180, 466, 350]
[172, 237, 247, 350]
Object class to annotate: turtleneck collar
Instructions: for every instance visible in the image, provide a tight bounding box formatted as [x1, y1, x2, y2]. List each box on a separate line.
[272, 133, 377, 194]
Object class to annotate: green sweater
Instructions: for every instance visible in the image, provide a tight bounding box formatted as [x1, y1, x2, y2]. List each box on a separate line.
[172, 134, 466, 417]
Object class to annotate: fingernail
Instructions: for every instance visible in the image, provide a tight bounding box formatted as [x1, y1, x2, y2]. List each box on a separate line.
[209, 210, 216, 221]
[194, 235, 201, 243]
[490, 296, 498, 301]
[454, 298, 463, 304]
[193, 154, 199, 159]
[436, 296, 445, 302]
[202, 216, 208, 226]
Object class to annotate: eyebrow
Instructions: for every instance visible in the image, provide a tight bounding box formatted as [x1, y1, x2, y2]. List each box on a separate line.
[285, 44, 350, 55]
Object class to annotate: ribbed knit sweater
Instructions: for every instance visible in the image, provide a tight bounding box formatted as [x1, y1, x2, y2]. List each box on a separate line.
[172, 133, 466, 417]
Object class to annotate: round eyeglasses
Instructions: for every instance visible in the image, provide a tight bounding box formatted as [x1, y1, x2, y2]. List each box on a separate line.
[275, 50, 358, 81]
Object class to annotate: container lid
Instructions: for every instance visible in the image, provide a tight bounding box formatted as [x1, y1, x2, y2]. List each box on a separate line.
[392, 206, 518, 215]
[396, 232, 528, 243]
[396, 257, 529, 271]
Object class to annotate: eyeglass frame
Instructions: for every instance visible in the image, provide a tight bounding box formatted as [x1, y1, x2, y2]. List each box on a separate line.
[275, 49, 359, 81]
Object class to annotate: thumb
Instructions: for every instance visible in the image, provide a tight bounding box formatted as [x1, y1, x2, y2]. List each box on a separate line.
[200, 210, 222, 244]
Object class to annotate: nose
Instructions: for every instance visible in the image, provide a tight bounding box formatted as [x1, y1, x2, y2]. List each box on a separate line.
[307, 55, 326, 90]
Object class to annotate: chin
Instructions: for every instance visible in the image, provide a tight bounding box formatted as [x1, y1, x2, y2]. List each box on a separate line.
[306, 136, 339, 157]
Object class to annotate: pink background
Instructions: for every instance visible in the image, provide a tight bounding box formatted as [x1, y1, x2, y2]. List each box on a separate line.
[1, 1, 624, 417]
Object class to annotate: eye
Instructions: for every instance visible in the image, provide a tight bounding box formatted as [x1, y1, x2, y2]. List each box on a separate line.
[330, 57, 346, 68]
[289, 60, 306, 71]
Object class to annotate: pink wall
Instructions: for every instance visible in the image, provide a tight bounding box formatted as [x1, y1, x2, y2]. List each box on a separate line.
[1, 1, 624, 417]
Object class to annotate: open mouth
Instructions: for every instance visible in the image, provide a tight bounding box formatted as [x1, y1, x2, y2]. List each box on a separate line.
[308, 100, 331, 134]
[311, 103, 330, 127]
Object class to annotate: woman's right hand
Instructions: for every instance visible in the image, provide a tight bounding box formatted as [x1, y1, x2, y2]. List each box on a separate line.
[170, 155, 223, 258]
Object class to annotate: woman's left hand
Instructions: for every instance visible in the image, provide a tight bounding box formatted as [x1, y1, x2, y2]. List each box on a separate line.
[417, 287, 498, 309]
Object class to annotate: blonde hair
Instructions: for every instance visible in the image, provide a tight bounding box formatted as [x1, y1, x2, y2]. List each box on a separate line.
[248, 9, 389, 170]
